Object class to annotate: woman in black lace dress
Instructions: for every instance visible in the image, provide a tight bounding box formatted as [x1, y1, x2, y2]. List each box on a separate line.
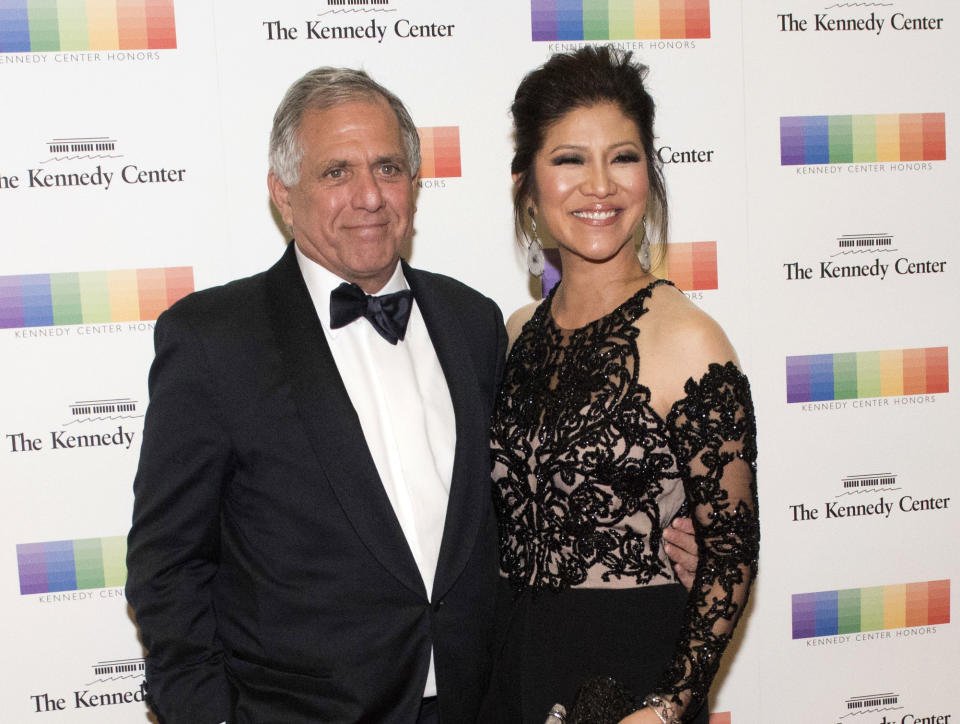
[489, 47, 759, 724]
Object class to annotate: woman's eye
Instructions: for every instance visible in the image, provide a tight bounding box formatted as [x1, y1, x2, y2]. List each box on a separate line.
[614, 153, 641, 163]
[552, 155, 583, 165]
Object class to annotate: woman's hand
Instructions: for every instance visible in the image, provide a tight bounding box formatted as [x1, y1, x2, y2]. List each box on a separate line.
[617, 707, 666, 724]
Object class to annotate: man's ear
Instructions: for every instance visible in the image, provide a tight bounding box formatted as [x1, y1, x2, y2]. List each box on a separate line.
[267, 171, 294, 229]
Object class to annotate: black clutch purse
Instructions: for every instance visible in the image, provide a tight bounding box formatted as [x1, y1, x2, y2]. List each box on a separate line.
[545, 676, 638, 724]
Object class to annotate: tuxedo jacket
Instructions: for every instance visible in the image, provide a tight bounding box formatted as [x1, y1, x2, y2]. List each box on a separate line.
[126, 243, 506, 723]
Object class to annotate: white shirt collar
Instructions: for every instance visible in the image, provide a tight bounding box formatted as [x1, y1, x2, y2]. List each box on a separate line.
[294, 243, 409, 340]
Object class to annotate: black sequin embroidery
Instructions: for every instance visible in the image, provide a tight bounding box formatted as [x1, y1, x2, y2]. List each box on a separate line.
[490, 279, 759, 720]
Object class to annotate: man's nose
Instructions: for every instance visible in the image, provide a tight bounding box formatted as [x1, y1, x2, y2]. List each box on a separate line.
[351, 168, 386, 211]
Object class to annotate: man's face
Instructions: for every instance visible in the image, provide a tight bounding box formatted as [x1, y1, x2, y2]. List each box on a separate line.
[268, 98, 417, 293]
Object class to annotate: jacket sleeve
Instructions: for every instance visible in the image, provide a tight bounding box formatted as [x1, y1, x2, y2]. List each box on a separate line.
[126, 308, 234, 723]
[493, 301, 508, 392]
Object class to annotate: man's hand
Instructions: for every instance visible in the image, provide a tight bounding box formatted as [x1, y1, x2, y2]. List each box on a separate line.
[663, 517, 698, 590]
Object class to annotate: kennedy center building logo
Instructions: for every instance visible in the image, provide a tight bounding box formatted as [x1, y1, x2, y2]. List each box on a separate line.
[0, 266, 194, 330]
[835, 692, 953, 724]
[776, 4, 945, 36]
[6, 396, 143, 454]
[0, 0, 176, 52]
[262, 1, 456, 45]
[29, 658, 148, 713]
[788, 472, 952, 525]
[782, 232, 949, 284]
[0, 135, 190, 191]
[530, 0, 710, 41]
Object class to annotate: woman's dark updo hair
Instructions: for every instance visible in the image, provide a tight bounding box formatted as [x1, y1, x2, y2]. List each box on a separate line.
[510, 46, 668, 254]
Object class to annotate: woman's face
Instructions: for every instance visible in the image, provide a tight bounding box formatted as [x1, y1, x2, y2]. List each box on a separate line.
[529, 102, 649, 266]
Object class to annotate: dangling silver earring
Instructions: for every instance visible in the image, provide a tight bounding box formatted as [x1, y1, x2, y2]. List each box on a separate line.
[527, 212, 545, 277]
[637, 215, 651, 272]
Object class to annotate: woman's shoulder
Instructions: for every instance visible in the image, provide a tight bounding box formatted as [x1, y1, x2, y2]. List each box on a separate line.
[643, 283, 742, 406]
[505, 299, 544, 350]
[648, 283, 736, 355]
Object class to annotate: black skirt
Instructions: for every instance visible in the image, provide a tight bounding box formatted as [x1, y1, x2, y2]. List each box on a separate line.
[487, 579, 709, 724]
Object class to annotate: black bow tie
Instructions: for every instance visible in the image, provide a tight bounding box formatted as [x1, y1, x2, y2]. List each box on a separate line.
[329, 281, 414, 345]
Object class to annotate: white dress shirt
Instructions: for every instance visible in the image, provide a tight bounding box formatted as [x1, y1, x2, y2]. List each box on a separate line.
[295, 244, 456, 699]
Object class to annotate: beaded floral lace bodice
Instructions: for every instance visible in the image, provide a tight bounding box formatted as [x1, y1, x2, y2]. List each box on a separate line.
[490, 279, 759, 720]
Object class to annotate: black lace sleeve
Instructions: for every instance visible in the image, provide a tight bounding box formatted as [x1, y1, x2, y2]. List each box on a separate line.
[651, 361, 759, 722]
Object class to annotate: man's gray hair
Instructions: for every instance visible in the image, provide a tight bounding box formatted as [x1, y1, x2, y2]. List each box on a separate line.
[269, 67, 422, 186]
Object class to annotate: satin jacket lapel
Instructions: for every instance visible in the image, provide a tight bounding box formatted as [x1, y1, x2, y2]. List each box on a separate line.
[266, 245, 426, 598]
[404, 262, 489, 602]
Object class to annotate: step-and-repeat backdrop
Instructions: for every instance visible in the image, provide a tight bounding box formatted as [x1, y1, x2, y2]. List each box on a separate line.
[2, 2, 955, 722]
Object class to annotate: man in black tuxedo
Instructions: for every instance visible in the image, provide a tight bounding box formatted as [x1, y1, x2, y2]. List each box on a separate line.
[126, 67, 506, 723]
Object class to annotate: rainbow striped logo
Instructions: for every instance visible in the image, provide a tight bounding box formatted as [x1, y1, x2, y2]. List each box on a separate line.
[0, 0, 176, 53]
[531, 0, 710, 41]
[17, 536, 127, 594]
[786, 347, 948, 403]
[0, 266, 194, 329]
[417, 127, 461, 179]
[541, 240, 716, 296]
[780, 114, 946, 166]
[792, 580, 950, 639]
[653, 241, 717, 291]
